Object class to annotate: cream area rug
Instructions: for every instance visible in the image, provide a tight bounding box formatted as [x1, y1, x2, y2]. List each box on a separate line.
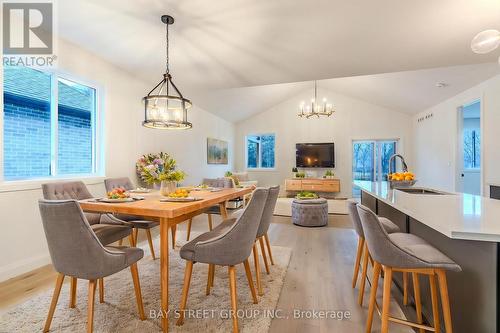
[0, 233, 292, 333]
[274, 197, 349, 216]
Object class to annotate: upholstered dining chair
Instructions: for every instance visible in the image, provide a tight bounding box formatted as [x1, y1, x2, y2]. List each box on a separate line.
[222, 185, 280, 296]
[104, 177, 162, 258]
[176, 188, 269, 333]
[185, 177, 236, 241]
[42, 181, 133, 306]
[38, 200, 145, 333]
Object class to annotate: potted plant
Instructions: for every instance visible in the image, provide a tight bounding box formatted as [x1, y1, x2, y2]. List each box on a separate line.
[324, 170, 335, 179]
[295, 172, 306, 178]
[136, 152, 186, 195]
[225, 171, 240, 186]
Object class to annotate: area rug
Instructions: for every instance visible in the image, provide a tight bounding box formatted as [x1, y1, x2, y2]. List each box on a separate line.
[0, 233, 292, 333]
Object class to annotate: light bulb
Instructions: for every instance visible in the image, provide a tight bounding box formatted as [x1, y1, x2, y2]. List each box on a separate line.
[471, 29, 500, 54]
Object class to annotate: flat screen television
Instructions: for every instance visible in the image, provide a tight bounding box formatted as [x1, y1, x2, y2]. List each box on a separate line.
[296, 143, 335, 168]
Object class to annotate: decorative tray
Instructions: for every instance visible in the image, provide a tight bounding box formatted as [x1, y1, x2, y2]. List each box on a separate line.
[98, 197, 135, 203]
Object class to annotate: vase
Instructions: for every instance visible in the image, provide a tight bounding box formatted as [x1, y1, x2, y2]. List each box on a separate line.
[160, 180, 176, 196]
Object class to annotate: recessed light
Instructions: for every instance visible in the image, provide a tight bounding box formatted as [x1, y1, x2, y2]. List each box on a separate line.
[435, 82, 448, 88]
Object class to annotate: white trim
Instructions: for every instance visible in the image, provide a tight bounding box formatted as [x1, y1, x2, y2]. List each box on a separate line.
[0, 175, 105, 193]
[0, 253, 51, 283]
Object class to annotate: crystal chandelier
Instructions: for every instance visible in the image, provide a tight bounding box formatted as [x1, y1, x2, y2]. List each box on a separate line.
[143, 15, 192, 129]
[298, 81, 334, 118]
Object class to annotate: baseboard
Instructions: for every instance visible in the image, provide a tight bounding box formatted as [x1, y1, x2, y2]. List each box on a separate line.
[0, 254, 51, 283]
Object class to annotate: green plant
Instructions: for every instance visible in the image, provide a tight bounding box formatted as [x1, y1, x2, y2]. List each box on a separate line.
[296, 191, 318, 199]
[324, 170, 334, 177]
[295, 172, 306, 178]
[225, 171, 233, 177]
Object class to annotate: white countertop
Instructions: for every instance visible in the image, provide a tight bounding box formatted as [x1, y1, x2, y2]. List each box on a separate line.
[354, 180, 500, 242]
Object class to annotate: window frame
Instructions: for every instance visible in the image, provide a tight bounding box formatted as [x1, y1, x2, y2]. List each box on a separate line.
[0, 66, 105, 191]
[245, 133, 276, 171]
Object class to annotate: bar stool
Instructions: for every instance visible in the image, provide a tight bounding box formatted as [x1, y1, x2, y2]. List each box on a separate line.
[357, 204, 461, 333]
[346, 199, 404, 306]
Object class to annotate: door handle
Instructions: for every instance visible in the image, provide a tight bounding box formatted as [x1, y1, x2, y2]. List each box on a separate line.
[461, 173, 465, 177]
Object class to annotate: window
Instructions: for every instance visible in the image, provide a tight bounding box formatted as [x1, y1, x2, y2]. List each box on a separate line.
[463, 129, 480, 169]
[352, 140, 397, 196]
[246, 134, 275, 169]
[3, 66, 99, 181]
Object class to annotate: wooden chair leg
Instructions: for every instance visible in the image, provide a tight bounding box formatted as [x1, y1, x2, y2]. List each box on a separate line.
[264, 233, 274, 265]
[365, 262, 381, 333]
[253, 243, 263, 296]
[207, 214, 213, 231]
[133, 228, 139, 245]
[177, 261, 194, 326]
[210, 264, 215, 287]
[381, 267, 393, 333]
[118, 238, 123, 246]
[186, 218, 193, 241]
[243, 259, 258, 304]
[87, 280, 96, 333]
[437, 269, 453, 333]
[412, 273, 424, 333]
[69, 277, 77, 308]
[43, 273, 65, 333]
[258, 237, 270, 274]
[146, 229, 156, 260]
[130, 263, 146, 320]
[128, 233, 136, 247]
[403, 272, 409, 305]
[171, 225, 177, 250]
[98, 278, 104, 303]
[228, 265, 239, 333]
[429, 273, 441, 333]
[352, 237, 365, 288]
[358, 243, 370, 306]
[206, 264, 214, 295]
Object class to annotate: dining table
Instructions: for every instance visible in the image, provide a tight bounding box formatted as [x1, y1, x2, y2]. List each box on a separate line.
[79, 187, 254, 332]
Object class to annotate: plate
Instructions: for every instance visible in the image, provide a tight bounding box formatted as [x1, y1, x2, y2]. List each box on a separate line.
[129, 188, 151, 193]
[98, 197, 134, 203]
[160, 197, 202, 202]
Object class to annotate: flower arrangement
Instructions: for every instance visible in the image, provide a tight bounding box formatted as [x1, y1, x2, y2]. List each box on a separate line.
[136, 152, 186, 185]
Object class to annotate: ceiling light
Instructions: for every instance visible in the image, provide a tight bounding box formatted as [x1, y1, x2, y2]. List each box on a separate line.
[298, 81, 334, 118]
[471, 29, 500, 54]
[143, 15, 192, 130]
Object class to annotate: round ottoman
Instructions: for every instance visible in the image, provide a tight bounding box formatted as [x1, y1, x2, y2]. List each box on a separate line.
[292, 198, 328, 227]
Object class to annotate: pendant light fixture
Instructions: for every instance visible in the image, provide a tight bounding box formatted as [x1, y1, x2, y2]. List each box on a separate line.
[298, 81, 334, 118]
[471, 29, 500, 64]
[143, 15, 192, 129]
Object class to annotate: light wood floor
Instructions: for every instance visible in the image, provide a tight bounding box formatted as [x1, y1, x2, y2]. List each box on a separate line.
[0, 214, 411, 332]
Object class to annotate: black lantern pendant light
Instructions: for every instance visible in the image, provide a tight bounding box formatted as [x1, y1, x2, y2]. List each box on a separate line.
[143, 15, 192, 129]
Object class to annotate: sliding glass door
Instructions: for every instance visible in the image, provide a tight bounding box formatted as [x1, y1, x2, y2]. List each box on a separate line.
[352, 140, 397, 196]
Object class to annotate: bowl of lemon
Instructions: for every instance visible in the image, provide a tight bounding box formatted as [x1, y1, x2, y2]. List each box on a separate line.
[160, 188, 201, 202]
[387, 172, 416, 189]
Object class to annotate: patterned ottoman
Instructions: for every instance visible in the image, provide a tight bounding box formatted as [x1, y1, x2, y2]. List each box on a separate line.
[292, 198, 328, 227]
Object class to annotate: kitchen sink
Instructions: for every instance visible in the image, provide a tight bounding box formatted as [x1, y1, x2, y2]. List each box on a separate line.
[396, 188, 450, 195]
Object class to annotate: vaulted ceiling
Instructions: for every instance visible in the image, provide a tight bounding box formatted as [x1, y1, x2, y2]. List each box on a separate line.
[58, 0, 500, 120]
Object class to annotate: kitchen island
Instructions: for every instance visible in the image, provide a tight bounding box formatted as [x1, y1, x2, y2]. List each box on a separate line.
[354, 180, 500, 333]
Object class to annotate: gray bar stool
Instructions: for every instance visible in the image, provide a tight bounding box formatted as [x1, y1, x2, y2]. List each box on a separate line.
[347, 199, 405, 306]
[357, 204, 461, 333]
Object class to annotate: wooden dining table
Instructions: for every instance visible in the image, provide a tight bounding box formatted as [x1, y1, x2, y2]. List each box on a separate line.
[79, 187, 253, 332]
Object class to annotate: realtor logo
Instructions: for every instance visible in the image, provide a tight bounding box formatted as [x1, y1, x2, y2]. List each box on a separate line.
[3, 2, 53, 54]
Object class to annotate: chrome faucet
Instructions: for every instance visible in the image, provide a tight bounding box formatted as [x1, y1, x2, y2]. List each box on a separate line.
[388, 154, 408, 174]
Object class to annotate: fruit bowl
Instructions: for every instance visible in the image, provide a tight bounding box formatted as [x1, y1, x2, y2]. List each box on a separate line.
[387, 172, 417, 189]
[106, 187, 130, 199]
[295, 191, 319, 200]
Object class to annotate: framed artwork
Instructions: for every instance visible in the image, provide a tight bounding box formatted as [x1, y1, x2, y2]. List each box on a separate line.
[207, 138, 228, 164]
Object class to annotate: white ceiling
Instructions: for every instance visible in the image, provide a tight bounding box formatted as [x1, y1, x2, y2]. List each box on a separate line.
[58, 0, 500, 90]
[56, 0, 500, 122]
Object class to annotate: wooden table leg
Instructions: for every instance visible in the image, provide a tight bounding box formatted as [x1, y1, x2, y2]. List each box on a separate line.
[160, 218, 170, 332]
[219, 202, 228, 220]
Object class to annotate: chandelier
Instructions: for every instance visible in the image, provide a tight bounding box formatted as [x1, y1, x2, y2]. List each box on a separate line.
[298, 81, 334, 118]
[143, 15, 192, 129]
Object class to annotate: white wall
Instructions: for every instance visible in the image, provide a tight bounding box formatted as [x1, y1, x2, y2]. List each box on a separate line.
[412, 74, 500, 195]
[234, 88, 413, 198]
[0, 39, 234, 282]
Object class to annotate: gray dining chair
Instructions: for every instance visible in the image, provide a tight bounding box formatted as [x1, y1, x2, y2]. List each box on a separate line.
[176, 188, 269, 333]
[346, 199, 406, 306]
[185, 177, 236, 241]
[104, 177, 161, 258]
[42, 181, 133, 306]
[357, 204, 461, 333]
[38, 199, 145, 333]
[224, 185, 280, 296]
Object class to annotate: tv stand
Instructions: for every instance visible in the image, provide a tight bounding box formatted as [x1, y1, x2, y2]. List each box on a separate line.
[285, 178, 340, 193]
